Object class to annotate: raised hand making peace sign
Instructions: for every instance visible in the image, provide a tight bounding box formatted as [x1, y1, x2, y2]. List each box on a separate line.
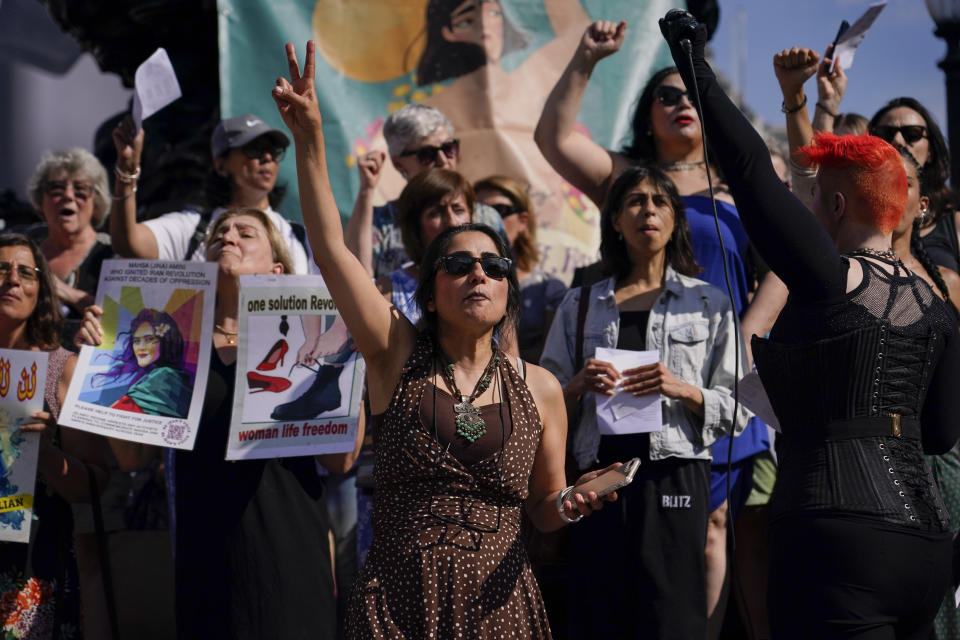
[272, 41, 322, 138]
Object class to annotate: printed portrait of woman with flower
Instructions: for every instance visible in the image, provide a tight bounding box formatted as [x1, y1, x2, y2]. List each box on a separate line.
[92, 308, 192, 418]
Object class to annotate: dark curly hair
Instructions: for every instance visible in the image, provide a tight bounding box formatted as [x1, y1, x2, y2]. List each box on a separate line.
[600, 165, 701, 281]
[93, 308, 185, 388]
[871, 98, 954, 229]
[415, 223, 520, 337]
[0, 234, 61, 350]
[900, 148, 952, 302]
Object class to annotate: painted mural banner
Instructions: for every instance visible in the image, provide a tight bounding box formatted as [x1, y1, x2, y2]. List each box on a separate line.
[219, 0, 676, 280]
[59, 260, 217, 450]
[226, 274, 365, 460]
[0, 349, 46, 543]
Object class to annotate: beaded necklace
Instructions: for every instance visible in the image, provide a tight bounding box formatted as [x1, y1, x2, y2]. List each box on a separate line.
[437, 345, 500, 442]
[847, 247, 899, 262]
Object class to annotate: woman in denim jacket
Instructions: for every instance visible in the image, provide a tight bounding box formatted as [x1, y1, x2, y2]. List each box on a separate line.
[540, 165, 749, 638]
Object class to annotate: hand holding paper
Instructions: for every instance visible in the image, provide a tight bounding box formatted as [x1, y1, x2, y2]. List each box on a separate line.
[594, 348, 663, 435]
[133, 48, 182, 131]
[830, 2, 886, 72]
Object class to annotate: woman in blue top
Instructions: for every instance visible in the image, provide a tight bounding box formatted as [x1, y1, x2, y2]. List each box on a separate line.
[535, 18, 777, 631]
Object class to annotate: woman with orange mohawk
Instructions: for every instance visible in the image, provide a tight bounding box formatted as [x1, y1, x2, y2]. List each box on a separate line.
[659, 11, 960, 639]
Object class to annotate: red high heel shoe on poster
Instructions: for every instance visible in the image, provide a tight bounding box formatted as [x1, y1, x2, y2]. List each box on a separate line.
[256, 339, 288, 371]
[246, 371, 291, 394]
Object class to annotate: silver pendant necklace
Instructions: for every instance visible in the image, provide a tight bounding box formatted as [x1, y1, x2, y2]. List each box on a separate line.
[438, 345, 499, 443]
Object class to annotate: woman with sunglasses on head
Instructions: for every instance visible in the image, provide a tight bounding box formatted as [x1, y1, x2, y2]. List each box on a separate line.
[0, 233, 109, 639]
[109, 113, 313, 274]
[540, 165, 748, 638]
[474, 176, 567, 363]
[536, 20, 780, 630]
[661, 11, 960, 637]
[22, 149, 113, 344]
[274, 41, 617, 639]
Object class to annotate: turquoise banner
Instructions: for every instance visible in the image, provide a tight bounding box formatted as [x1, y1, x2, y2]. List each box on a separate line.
[219, 0, 677, 279]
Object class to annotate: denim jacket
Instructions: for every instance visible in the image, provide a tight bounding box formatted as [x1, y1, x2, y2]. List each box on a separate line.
[540, 266, 750, 469]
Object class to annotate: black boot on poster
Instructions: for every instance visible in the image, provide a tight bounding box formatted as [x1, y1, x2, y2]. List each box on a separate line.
[270, 364, 343, 420]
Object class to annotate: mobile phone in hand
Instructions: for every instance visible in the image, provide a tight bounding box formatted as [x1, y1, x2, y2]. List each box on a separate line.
[572, 458, 641, 500]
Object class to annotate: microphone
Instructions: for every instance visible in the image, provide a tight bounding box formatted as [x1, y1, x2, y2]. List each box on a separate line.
[660, 8, 700, 53]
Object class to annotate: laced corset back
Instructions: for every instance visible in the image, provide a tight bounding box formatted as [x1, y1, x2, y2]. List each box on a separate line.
[755, 257, 955, 530]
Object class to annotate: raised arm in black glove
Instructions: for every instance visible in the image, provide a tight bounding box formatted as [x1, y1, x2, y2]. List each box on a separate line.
[657, 9, 842, 302]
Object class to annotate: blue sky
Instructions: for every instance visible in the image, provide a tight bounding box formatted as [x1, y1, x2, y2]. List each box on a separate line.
[709, 0, 947, 129]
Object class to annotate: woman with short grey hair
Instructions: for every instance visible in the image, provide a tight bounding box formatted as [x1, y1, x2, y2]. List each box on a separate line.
[23, 147, 114, 341]
[382, 103, 455, 160]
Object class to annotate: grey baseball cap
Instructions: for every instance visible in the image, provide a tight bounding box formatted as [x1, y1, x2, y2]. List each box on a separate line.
[210, 114, 290, 158]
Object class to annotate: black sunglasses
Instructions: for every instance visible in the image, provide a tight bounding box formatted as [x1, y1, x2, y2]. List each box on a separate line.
[488, 203, 522, 219]
[240, 142, 286, 162]
[398, 139, 460, 166]
[653, 85, 689, 107]
[871, 125, 928, 145]
[437, 252, 511, 279]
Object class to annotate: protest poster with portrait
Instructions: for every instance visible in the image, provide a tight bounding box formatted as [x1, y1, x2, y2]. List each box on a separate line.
[59, 260, 216, 450]
[226, 274, 365, 460]
[0, 349, 46, 543]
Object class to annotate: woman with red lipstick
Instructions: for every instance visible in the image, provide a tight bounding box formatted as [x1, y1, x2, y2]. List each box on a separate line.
[540, 165, 748, 638]
[274, 41, 616, 638]
[24, 148, 113, 343]
[536, 20, 781, 632]
[0, 232, 109, 639]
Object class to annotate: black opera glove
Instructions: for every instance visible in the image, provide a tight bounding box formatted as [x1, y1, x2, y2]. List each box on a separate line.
[658, 9, 708, 63]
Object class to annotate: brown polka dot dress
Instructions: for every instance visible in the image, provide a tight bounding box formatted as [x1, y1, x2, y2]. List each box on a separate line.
[346, 333, 552, 639]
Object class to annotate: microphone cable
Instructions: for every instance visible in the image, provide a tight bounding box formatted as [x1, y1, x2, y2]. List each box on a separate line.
[678, 36, 753, 631]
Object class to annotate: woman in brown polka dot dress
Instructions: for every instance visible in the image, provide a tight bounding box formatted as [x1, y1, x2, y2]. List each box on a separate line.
[274, 41, 619, 638]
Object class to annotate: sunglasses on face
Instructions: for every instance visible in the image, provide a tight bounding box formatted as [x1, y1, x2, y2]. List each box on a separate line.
[653, 85, 690, 107]
[43, 180, 92, 201]
[488, 203, 522, 219]
[398, 139, 460, 166]
[871, 125, 928, 145]
[239, 143, 286, 162]
[0, 261, 41, 284]
[437, 252, 512, 279]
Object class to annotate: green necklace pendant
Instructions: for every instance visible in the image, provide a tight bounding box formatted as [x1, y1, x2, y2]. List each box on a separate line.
[441, 347, 498, 443]
[454, 399, 486, 442]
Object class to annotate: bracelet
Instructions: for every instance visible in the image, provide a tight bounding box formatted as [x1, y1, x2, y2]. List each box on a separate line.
[780, 95, 808, 114]
[114, 165, 141, 184]
[556, 486, 583, 524]
[110, 185, 137, 200]
[815, 101, 838, 119]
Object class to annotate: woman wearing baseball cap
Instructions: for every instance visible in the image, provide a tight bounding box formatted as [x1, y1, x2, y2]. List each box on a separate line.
[108, 113, 312, 274]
